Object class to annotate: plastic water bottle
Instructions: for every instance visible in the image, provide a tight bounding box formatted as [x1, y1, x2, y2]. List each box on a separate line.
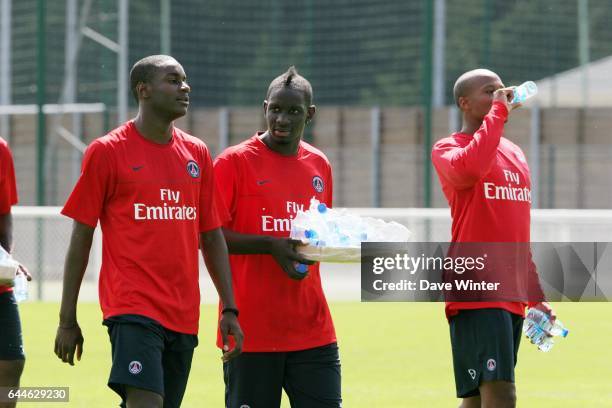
[13, 273, 28, 302]
[511, 81, 538, 104]
[523, 308, 568, 352]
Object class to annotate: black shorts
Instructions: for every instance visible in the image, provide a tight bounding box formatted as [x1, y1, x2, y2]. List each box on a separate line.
[449, 308, 523, 398]
[223, 342, 342, 408]
[103, 314, 198, 408]
[0, 291, 25, 360]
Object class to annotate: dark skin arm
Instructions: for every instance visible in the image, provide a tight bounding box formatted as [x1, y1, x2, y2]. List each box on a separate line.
[222, 227, 315, 281]
[0, 213, 13, 252]
[200, 228, 244, 362]
[54, 221, 93, 365]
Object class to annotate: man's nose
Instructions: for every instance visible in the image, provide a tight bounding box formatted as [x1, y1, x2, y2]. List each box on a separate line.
[275, 113, 289, 124]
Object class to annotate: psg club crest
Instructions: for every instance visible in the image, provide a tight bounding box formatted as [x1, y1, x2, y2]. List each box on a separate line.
[128, 361, 142, 375]
[186, 160, 200, 178]
[486, 359, 496, 371]
[312, 176, 324, 192]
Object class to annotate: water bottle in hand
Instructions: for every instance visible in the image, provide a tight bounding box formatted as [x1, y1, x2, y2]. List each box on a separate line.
[13, 273, 28, 302]
[523, 307, 568, 352]
[511, 81, 538, 104]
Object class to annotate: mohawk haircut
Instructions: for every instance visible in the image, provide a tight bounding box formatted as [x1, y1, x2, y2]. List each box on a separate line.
[266, 66, 313, 106]
[129, 55, 177, 103]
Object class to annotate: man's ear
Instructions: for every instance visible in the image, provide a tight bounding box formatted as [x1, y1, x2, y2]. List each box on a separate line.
[458, 96, 469, 112]
[137, 82, 150, 100]
[306, 105, 316, 123]
[263, 100, 269, 116]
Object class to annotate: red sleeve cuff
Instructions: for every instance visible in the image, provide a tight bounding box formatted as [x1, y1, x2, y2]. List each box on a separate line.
[490, 101, 509, 118]
[60, 209, 98, 229]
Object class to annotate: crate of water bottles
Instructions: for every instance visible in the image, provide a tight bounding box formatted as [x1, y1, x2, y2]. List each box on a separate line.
[290, 197, 412, 262]
[523, 307, 569, 352]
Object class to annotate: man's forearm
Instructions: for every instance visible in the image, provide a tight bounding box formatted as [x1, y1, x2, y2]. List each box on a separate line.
[201, 228, 237, 308]
[59, 222, 95, 326]
[0, 213, 13, 253]
[222, 227, 275, 255]
[527, 251, 546, 305]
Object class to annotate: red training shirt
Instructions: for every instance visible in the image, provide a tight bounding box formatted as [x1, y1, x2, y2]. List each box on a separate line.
[432, 101, 540, 319]
[214, 133, 336, 352]
[62, 121, 226, 334]
[0, 137, 18, 294]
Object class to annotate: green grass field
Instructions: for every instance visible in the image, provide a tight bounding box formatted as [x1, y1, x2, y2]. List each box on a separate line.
[17, 302, 612, 407]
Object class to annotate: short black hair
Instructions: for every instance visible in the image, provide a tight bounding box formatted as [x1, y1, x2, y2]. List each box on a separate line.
[129, 55, 177, 103]
[266, 66, 313, 106]
[453, 68, 500, 108]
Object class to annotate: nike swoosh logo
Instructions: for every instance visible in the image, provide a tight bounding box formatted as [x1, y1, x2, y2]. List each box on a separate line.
[257, 179, 271, 185]
[132, 165, 144, 171]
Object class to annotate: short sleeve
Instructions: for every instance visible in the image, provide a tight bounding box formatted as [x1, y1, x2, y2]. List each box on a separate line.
[0, 143, 18, 214]
[212, 153, 237, 228]
[199, 146, 230, 232]
[61, 140, 113, 227]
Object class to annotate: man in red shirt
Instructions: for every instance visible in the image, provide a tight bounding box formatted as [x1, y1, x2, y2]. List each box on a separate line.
[214, 67, 341, 407]
[0, 137, 31, 408]
[54, 55, 243, 408]
[432, 69, 554, 408]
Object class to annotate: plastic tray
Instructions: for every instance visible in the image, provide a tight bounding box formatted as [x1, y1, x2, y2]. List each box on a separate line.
[297, 245, 361, 263]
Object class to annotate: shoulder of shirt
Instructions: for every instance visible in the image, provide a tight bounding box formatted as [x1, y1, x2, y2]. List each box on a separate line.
[299, 140, 331, 165]
[89, 122, 131, 148]
[500, 136, 522, 151]
[82, 123, 134, 163]
[0, 137, 8, 154]
[172, 127, 210, 151]
[432, 133, 468, 150]
[215, 135, 260, 162]
[88, 123, 208, 153]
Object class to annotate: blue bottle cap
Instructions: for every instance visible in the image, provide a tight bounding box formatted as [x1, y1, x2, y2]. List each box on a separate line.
[317, 203, 327, 213]
[295, 263, 308, 273]
[305, 229, 318, 239]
